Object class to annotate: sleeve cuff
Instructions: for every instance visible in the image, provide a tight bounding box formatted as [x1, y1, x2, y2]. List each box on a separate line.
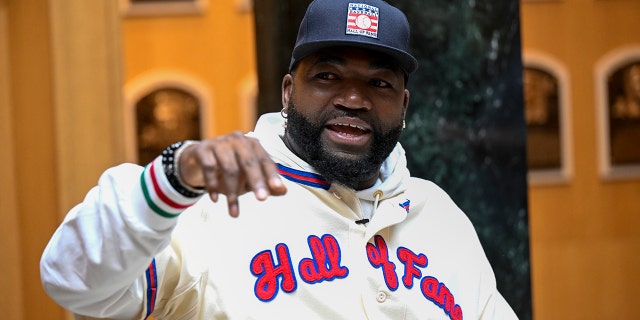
[140, 156, 203, 219]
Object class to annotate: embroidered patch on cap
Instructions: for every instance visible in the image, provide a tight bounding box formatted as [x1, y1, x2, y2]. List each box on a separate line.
[346, 3, 379, 38]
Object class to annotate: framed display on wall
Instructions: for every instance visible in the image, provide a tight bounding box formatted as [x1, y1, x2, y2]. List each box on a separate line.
[522, 50, 573, 185]
[595, 45, 640, 180]
[123, 70, 214, 164]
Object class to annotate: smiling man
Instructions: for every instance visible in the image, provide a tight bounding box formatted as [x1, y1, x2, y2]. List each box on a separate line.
[41, 0, 519, 319]
[283, 46, 409, 190]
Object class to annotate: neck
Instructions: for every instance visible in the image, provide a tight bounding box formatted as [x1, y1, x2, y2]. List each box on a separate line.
[281, 133, 380, 190]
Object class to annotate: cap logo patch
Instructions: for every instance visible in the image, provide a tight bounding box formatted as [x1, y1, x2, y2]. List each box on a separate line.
[346, 3, 379, 39]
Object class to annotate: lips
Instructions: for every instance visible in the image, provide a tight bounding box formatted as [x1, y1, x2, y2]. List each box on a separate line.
[325, 117, 371, 134]
[323, 117, 373, 152]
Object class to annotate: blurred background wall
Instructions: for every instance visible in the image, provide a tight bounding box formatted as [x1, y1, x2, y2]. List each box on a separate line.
[1, 0, 638, 319]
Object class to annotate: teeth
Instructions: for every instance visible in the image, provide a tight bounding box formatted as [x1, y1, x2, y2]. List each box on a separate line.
[335, 123, 366, 131]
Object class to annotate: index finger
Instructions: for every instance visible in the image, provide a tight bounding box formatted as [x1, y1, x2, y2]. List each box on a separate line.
[238, 138, 287, 200]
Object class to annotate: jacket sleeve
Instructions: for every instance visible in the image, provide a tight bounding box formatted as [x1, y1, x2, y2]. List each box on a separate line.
[480, 292, 519, 320]
[40, 158, 203, 319]
[469, 218, 519, 320]
[476, 243, 520, 320]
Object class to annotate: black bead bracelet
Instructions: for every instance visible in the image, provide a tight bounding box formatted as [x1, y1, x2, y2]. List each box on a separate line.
[162, 141, 204, 198]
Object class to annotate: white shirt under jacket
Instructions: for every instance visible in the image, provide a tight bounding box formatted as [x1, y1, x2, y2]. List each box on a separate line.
[41, 113, 518, 320]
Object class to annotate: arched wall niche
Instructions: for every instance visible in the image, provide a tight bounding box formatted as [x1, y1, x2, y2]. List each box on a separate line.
[124, 70, 214, 164]
[522, 50, 574, 185]
[594, 45, 640, 180]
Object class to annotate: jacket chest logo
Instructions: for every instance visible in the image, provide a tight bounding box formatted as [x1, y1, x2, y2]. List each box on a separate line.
[249, 234, 463, 320]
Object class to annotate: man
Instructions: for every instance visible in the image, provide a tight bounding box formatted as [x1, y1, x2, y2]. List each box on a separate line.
[41, 0, 518, 319]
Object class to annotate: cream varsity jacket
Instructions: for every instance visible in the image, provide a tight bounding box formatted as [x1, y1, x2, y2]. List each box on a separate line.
[41, 113, 518, 320]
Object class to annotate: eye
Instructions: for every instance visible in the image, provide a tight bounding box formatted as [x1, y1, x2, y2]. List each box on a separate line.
[315, 72, 338, 81]
[370, 78, 393, 88]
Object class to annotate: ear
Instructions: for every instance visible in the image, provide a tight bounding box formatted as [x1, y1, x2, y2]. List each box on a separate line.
[281, 74, 294, 110]
[402, 89, 410, 118]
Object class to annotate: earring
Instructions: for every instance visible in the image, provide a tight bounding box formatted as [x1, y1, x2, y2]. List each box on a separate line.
[281, 108, 288, 129]
[402, 119, 406, 129]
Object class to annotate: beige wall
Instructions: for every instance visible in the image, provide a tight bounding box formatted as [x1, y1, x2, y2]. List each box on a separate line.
[1, 0, 638, 319]
[522, 0, 640, 319]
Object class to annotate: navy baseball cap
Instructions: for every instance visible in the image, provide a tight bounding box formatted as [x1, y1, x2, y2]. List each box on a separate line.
[289, 0, 418, 75]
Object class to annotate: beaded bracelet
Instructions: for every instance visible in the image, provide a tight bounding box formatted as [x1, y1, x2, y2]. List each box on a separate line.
[162, 141, 205, 198]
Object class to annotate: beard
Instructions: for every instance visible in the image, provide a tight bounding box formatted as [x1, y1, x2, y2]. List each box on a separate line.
[284, 100, 403, 189]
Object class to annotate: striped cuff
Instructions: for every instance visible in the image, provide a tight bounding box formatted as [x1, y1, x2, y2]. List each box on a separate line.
[141, 156, 203, 218]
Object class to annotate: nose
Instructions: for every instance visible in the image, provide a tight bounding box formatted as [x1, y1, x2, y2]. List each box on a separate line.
[333, 82, 371, 111]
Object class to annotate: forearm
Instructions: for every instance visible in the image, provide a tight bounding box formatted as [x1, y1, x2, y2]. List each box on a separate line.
[40, 161, 200, 318]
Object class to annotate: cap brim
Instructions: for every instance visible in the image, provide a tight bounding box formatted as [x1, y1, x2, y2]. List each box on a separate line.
[291, 40, 418, 75]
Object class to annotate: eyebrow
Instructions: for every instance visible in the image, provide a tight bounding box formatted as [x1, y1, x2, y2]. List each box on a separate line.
[311, 55, 346, 68]
[311, 55, 400, 73]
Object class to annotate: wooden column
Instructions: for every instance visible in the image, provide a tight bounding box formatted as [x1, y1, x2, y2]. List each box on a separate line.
[1, 0, 124, 318]
[0, 0, 24, 317]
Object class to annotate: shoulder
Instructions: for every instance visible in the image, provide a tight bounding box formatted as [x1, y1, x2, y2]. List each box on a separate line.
[399, 178, 492, 271]
[403, 177, 458, 210]
[402, 177, 478, 234]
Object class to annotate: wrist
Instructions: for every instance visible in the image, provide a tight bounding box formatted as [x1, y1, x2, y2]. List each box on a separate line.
[162, 141, 204, 198]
